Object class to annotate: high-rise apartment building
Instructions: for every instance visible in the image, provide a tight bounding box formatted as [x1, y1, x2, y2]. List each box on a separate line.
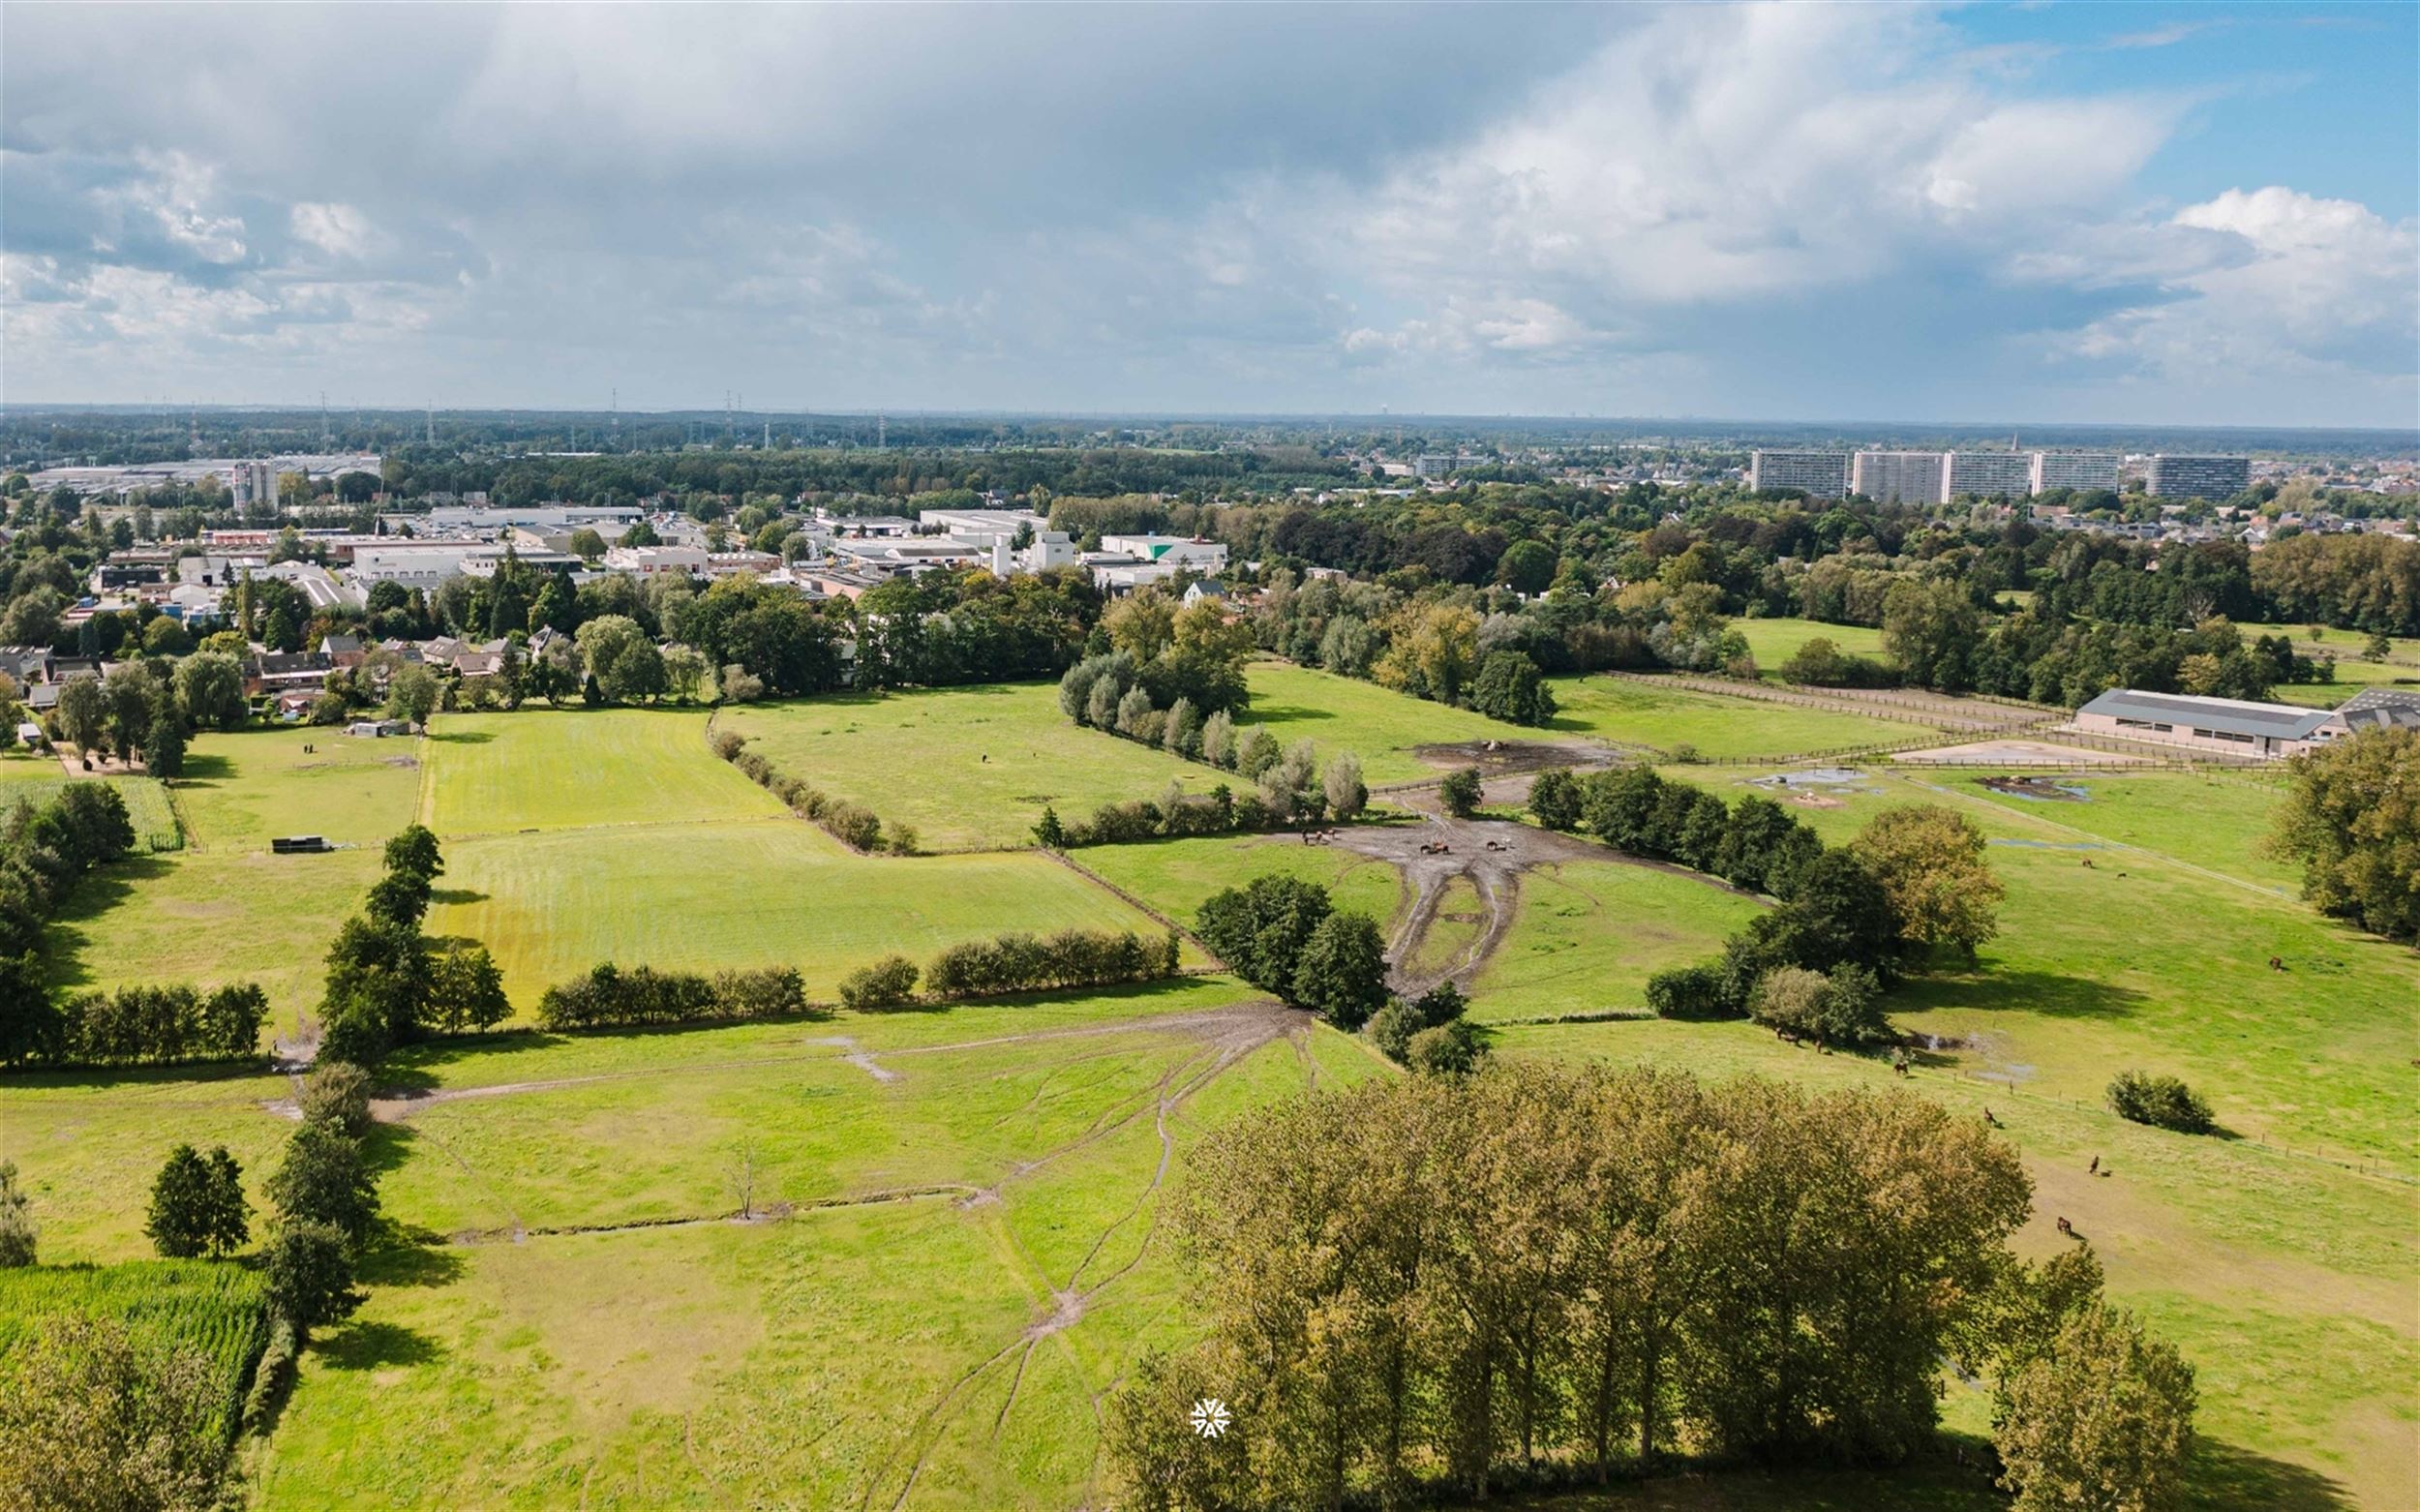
[1851, 450, 1947, 504]
[1945, 450, 2035, 499]
[2030, 451, 2122, 495]
[2147, 454, 2251, 499]
[1748, 449, 1852, 499]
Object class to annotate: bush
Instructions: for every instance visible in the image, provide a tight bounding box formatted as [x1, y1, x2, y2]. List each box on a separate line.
[2106, 1071, 2216, 1134]
[711, 729, 746, 761]
[823, 801, 883, 853]
[1645, 962, 1731, 1019]
[1746, 962, 1891, 1046]
[1528, 768, 1582, 831]
[1406, 1019, 1486, 1075]
[297, 1062, 374, 1138]
[924, 928, 1165, 1000]
[535, 964, 806, 1029]
[838, 954, 920, 1011]
[1439, 766, 1484, 818]
[1196, 876, 1332, 997]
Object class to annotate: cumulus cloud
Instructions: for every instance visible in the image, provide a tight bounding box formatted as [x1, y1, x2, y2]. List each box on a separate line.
[0, 2, 2409, 421]
[2049, 188, 2419, 379]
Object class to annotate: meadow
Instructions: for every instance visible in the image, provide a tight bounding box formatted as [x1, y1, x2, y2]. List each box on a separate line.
[425, 817, 1184, 1009]
[7, 675, 2415, 1509]
[1238, 661, 1599, 783]
[1728, 614, 1891, 672]
[0, 767, 182, 851]
[1546, 676, 1921, 758]
[720, 682, 1214, 851]
[8, 981, 1393, 1508]
[419, 707, 787, 835]
[1464, 859, 1765, 1022]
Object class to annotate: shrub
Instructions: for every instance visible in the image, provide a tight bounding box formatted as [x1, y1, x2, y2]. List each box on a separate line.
[534, 964, 804, 1029]
[823, 801, 883, 852]
[923, 928, 1165, 1000]
[1645, 962, 1731, 1019]
[2106, 1071, 2216, 1134]
[1406, 1019, 1486, 1075]
[1439, 766, 1483, 818]
[1196, 876, 1332, 998]
[1747, 962, 1891, 1046]
[711, 729, 746, 760]
[0, 1160, 34, 1266]
[838, 954, 920, 1010]
[1528, 768, 1582, 831]
[297, 1062, 374, 1138]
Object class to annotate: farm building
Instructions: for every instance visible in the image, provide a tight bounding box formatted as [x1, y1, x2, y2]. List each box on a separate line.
[2073, 686, 2420, 759]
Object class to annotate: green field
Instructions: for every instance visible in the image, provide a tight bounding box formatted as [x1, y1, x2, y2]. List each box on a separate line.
[428, 817, 1190, 1010]
[175, 726, 424, 849]
[1730, 615, 1891, 673]
[7, 984, 1393, 1508]
[0, 771, 181, 851]
[0, 750, 64, 782]
[1546, 676, 1920, 758]
[1074, 831, 1409, 931]
[10, 673, 2415, 1509]
[420, 708, 786, 835]
[35, 728, 422, 1026]
[0, 1258, 270, 1444]
[1240, 661, 1598, 783]
[1466, 860, 1765, 1022]
[721, 683, 1216, 851]
[1684, 766, 2416, 1170]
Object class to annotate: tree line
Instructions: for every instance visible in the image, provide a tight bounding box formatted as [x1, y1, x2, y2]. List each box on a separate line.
[317, 826, 509, 1066]
[534, 964, 808, 1031]
[0, 783, 138, 1065]
[836, 927, 1180, 1012]
[1104, 1063, 2194, 1511]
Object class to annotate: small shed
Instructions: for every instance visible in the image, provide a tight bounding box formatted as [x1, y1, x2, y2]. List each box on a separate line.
[270, 835, 333, 855]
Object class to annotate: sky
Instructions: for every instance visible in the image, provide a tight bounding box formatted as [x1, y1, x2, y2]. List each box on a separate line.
[3, 2, 2415, 427]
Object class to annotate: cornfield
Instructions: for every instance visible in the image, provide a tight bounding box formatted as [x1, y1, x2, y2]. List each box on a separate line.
[0, 1258, 271, 1440]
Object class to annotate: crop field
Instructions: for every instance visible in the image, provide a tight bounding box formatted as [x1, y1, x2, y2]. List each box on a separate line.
[0, 1259, 270, 1442]
[720, 682, 1215, 851]
[1729, 615, 1891, 672]
[1240, 661, 1598, 783]
[1546, 676, 1921, 758]
[0, 770, 181, 851]
[419, 708, 787, 835]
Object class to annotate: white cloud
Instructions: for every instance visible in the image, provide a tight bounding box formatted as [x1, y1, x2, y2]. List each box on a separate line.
[2047, 187, 2418, 382]
[289, 202, 374, 259]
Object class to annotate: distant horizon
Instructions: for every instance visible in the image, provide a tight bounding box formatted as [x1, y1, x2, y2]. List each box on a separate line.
[5, 400, 2414, 446]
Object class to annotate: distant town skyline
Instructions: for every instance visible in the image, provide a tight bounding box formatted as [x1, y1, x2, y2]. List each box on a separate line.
[4, 3, 2415, 426]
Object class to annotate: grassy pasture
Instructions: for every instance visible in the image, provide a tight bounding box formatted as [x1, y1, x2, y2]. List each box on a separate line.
[1076, 831, 1410, 933]
[1546, 677, 1919, 758]
[1729, 615, 1891, 672]
[1937, 767, 2298, 892]
[1466, 861, 1765, 1022]
[220, 985, 1388, 1507]
[420, 708, 785, 835]
[721, 682, 1215, 851]
[1496, 1016, 2417, 1510]
[425, 817, 1186, 1010]
[1694, 765, 2418, 1169]
[174, 725, 422, 849]
[1241, 661, 1596, 783]
[43, 849, 385, 1026]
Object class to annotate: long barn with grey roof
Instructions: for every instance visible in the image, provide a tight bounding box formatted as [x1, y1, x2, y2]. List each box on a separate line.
[2072, 687, 2392, 759]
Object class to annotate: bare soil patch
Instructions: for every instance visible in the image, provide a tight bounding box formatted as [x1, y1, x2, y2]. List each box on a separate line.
[1409, 739, 1606, 776]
